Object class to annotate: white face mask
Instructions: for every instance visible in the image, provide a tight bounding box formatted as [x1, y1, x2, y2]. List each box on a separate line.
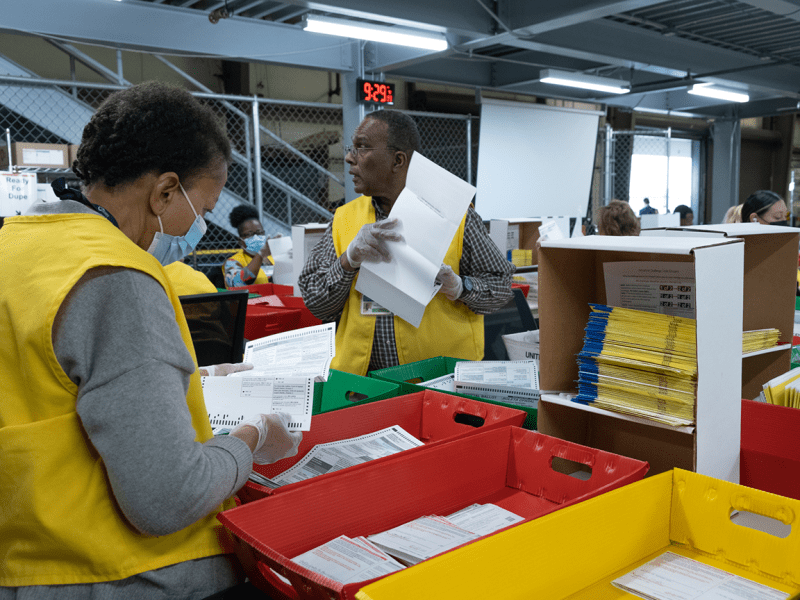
[146, 183, 207, 266]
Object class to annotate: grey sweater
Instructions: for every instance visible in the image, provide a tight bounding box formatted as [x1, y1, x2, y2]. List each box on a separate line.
[1, 201, 253, 599]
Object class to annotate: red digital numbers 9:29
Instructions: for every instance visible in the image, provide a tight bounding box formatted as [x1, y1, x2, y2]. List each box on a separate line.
[358, 79, 394, 105]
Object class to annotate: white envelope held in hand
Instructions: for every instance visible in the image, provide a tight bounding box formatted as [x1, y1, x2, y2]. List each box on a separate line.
[355, 153, 476, 328]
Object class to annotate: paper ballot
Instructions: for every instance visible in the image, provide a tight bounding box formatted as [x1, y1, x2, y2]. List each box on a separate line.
[236, 322, 335, 382]
[355, 153, 476, 328]
[202, 376, 313, 433]
[612, 552, 788, 600]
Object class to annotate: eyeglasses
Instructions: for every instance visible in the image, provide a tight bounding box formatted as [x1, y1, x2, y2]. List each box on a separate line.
[344, 145, 378, 158]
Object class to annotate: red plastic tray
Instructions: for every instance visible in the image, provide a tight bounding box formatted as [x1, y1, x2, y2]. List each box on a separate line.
[219, 426, 649, 600]
[279, 295, 322, 329]
[237, 389, 527, 504]
[511, 282, 530, 298]
[231, 283, 295, 297]
[741, 399, 800, 500]
[244, 305, 302, 341]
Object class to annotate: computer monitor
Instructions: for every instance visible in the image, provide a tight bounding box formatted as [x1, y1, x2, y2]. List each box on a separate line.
[179, 290, 249, 366]
[483, 287, 538, 361]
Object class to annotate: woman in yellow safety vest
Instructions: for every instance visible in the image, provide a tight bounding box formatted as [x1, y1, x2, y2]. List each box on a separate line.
[223, 203, 274, 288]
[0, 81, 301, 599]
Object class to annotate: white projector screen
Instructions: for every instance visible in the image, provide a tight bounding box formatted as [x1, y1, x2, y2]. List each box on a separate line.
[475, 98, 602, 220]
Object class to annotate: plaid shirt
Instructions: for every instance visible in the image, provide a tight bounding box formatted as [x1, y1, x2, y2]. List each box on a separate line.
[298, 199, 515, 370]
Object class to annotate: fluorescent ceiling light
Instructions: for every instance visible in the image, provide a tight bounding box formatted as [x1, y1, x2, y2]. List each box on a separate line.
[302, 14, 447, 51]
[539, 69, 629, 95]
[688, 83, 749, 103]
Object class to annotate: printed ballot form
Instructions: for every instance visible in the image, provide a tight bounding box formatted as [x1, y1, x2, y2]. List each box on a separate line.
[612, 552, 789, 600]
[604, 262, 696, 319]
[249, 425, 423, 488]
[355, 152, 476, 328]
[202, 376, 313, 433]
[454, 360, 542, 409]
[292, 536, 406, 584]
[238, 322, 335, 382]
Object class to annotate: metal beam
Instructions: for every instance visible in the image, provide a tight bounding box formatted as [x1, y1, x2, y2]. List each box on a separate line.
[4, 0, 354, 71]
[44, 39, 131, 85]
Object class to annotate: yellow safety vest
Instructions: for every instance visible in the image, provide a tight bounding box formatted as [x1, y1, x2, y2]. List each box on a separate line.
[330, 196, 483, 375]
[224, 249, 271, 287]
[164, 260, 218, 295]
[0, 213, 233, 586]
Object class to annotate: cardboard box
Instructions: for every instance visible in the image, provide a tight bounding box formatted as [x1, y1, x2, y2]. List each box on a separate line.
[237, 389, 527, 504]
[537, 235, 744, 481]
[488, 217, 573, 265]
[292, 223, 328, 296]
[1, 142, 70, 169]
[219, 426, 649, 600]
[68, 144, 80, 167]
[312, 369, 401, 415]
[356, 469, 800, 600]
[641, 223, 800, 399]
[741, 399, 800, 500]
[369, 356, 538, 430]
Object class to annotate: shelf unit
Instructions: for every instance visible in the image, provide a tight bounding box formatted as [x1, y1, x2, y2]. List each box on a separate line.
[641, 223, 800, 399]
[537, 235, 744, 482]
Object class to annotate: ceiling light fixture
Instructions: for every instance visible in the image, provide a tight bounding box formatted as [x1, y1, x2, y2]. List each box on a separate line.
[688, 83, 749, 103]
[539, 69, 630, 94]
[302, 14, 448, 51]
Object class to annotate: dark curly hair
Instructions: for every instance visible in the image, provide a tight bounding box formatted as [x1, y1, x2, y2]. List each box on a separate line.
[73, 81, 231, 188]
[365, 110, 420, 156]
[229, 203, 260, 232]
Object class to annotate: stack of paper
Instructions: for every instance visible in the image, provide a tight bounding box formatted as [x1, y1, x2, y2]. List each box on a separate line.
[248, 425, 424, 488]
[762, 366, 800, 407]
[575, 304, 697, 427]
[291, 535, 406, 584]
[367, 504, 524, 566]
[454, 360, 541, 409]
[508, 248, 533, 267]
[742, 328, 780, 354]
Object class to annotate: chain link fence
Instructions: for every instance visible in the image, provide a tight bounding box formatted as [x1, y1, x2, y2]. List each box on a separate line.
[0, 76, 476, 285]
[600, 127, 701, 223]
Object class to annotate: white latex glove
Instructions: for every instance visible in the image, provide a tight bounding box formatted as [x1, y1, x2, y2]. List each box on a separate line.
[435, 264, 464, 301]
[198, 363, 254, 377]
[345, 218, 402, 268]
[231, 412, 302, 465]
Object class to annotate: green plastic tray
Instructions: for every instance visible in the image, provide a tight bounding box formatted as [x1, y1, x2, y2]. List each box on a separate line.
[369, 356, 537, 430]
[313, 369, 402, 415]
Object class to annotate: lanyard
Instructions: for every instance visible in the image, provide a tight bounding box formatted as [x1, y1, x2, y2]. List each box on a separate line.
[51, 177, 119, 229]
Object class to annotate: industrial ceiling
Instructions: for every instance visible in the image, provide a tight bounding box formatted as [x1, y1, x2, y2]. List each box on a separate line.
[6, 0, 800, 118]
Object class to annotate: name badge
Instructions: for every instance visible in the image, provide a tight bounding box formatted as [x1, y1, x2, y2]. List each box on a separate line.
[361, 294, 393, 316]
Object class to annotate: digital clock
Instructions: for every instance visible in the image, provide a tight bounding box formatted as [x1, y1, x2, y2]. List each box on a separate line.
[357, 79, 395, 105]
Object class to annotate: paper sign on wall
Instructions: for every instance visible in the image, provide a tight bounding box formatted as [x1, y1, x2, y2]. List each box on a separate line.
[0, 172, 37, 216]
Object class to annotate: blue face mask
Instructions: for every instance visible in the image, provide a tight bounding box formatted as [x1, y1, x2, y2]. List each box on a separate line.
[244, 234, 267, 255]
[147, 183, 207, 266]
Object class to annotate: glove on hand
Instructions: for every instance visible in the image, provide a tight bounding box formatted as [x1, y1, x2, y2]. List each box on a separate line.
[435, 264, 464, 301]
[231, 412, 302, 465]
[199, 363, 254, 377]
[345, 218, 402, 268]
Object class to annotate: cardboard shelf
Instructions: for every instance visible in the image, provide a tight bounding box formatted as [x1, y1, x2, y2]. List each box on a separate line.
[742, 342, 792, 359]
[540, 393, 696, 435]
[642, 224, 800, 400]
[537, 235, 744, 482]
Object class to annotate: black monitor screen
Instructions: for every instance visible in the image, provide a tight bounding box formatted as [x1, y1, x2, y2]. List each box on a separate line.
[179, 290, 249, 366]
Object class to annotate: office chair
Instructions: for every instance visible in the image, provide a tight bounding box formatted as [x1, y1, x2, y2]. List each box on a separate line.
[483, 287, 538, 361]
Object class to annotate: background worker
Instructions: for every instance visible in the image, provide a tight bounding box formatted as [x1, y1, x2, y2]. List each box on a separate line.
[639, 197, 657, 215]
[596, 200, 641, 236]
[742, 190, 790, 226]
[673, 204, 694, 226]
[224, 203, 274, 288]
[0, 82, 301, 599]
[298, 109, 515, 376]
